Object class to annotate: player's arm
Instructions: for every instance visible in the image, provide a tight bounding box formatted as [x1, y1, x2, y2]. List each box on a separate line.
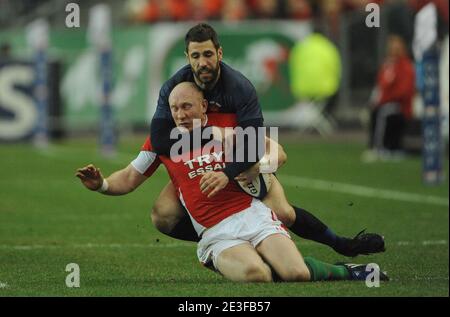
[200, 136, 286, 198]
[200, 83, 264, 198]
[76, 164, 148, 195]
[264, 137, 287, 168]
[76, 136, 161, 195]
[221, 81, 265, 180]
[212, 126, 287, 170]
[150, 118, 176, 155]
[234, 137, 287, 183]
[220, 117, 264, 180]
[150, 83, 177, 155]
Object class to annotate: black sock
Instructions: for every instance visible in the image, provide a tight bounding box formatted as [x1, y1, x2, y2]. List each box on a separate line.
[166, 211, 200, 242]
[289, 206, 345, 250]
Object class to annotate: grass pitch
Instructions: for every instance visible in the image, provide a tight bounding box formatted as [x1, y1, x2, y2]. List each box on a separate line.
[0, 135, 448, 297]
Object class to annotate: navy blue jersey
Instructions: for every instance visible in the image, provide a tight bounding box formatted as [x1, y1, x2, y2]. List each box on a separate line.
[153, 62, 263, 123]
[150, 61, 264, 179]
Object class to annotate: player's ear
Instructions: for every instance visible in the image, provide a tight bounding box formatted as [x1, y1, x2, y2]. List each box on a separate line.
[217, 47, 223, 62]
[184, 50, 189, 62]
[202, 99, 208, 113]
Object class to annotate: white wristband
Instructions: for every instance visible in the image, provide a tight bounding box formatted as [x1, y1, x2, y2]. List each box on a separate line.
[97, 179, 109, 193]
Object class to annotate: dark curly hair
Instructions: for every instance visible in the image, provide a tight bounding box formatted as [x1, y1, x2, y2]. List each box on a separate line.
[185, 23, 221, 53]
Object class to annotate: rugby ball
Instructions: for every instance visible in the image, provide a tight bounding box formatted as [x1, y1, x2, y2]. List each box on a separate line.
[236, 173, 272, 200]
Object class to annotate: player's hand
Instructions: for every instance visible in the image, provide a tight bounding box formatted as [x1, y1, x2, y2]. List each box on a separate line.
[200, 171, 229, 198]
[75, 164, 104, 191]
[234, 162, 260, 183]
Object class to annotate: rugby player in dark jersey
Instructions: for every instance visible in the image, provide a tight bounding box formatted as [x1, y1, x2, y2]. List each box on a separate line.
[149, 23, 385, 258]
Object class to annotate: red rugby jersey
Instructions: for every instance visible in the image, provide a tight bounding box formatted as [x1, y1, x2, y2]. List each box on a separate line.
[376, 56, 415, 120]
[131, 113, 252, 235]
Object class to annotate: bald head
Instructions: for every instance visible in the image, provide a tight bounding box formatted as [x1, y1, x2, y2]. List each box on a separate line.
[169, 82, 203, 104]
[169, 82, 208, 131]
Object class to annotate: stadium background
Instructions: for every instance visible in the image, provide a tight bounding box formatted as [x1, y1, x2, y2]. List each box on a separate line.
[0, 0, 448, 297]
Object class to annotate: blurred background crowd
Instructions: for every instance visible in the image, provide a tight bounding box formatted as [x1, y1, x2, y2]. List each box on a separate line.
[2, 1, 448, 45]
[1, 0, 448, 26]
[0, 0, 448, 163]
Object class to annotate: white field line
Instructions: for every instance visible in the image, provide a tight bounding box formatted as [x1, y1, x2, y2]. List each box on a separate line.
[403, 277, 449, 281]
[279, 175, 449, 207]
[23, 146, 450, 207]
[0, 240, 446, 251]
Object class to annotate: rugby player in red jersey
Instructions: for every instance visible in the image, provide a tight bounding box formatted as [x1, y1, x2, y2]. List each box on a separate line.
[76, 82, 388, 282]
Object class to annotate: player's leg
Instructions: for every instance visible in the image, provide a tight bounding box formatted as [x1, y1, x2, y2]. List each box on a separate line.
[262, 175, 295, 226]
[255, 233, 310, 281]
[384, 111, 405, 153]
[151, 182, 182, 233]
[215, 243, 273, 282]
[255, 234, 352, 282]
[264, 176, 335, 243]
[264, 175, 385, 257]
[151, 182, 198, 242]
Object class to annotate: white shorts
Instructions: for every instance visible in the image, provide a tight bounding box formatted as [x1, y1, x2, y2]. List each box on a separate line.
[197, 199, 290, 270]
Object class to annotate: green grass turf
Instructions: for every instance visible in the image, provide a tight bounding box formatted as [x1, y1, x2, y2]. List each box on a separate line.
[0, 136, 448, 296]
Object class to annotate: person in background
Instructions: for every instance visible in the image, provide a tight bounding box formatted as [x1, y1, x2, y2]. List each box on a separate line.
[190, 0, 223, 21]
[249, 0, 282, 19]
[286, 0, 313, 21]
[221, 0, 248, 22]
[363, 34, 416, 162]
